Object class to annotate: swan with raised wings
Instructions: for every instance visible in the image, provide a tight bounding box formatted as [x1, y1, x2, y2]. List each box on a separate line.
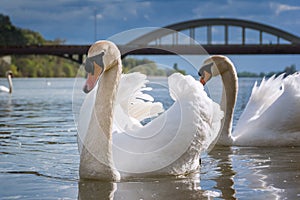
[0, 71, 13, 93]
[198, 55, 300, 146]
[77, 41, 223, 181]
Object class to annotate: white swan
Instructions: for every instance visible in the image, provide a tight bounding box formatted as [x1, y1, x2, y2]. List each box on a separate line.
[0, 71, 13, 93]
[199, 55, 300, 146]
[77, 40, 223, 181]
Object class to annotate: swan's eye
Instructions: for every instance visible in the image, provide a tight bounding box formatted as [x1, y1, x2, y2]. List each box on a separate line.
[84, 52, 105, 75]
[84, 59, 94, 74]
[199, 62, 213, 76]
[202, 62, 213, 71]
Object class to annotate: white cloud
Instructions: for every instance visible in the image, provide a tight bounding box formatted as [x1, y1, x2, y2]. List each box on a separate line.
[144, 14, 150, 20]
[270, 2, 300, 15]
[96, 14, 103, 20]
[97, 1, 151, 20]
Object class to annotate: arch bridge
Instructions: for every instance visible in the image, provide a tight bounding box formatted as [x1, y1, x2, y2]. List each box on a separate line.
[0, 18, 300, 63]
[122, 18, 300, 56]
[129, 18, 300, 45]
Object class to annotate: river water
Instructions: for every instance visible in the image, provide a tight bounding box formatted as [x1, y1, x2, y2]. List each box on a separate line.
[0, 77, 299, 200]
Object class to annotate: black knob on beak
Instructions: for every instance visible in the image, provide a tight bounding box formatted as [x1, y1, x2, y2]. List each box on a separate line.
[198, 70, 202, 77]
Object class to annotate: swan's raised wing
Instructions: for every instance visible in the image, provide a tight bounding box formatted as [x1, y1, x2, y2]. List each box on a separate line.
[79, 72, 164, 138]
[168, 73, 224, 151]
[116, 72, 164, 120]
[234, 72, 300, 146]
[113, 72, 164, 132]
[259, 72, 300, 132]
[234, 74, 284, 133]
[113, 73, 224, 176]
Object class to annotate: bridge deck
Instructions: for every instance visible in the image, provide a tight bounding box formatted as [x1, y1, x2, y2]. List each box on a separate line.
[1, 44, 300, 58]
[119, 44, 300, 56]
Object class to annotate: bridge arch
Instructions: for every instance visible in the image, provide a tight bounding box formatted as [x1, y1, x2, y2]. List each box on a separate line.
[128, 18, 300, 45]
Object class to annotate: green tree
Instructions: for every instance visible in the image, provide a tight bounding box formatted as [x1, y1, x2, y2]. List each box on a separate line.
[283, 64, 296, 76]
[173, 63, 186, 75]
[0, 14, 79, 77]
[122, 57, 167, 76]
[0, 14, 25, 45]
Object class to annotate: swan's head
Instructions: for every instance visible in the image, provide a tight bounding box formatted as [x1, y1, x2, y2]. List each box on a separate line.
[83, 40, 121, 93]
[198, 55, 233, 85]
[6, 70, 13, 78]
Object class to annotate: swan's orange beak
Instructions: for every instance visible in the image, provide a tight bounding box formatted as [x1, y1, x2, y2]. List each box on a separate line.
[83, 62, 103, 93]
[199, 71, 211, 86]
[200, 77, 206, 85]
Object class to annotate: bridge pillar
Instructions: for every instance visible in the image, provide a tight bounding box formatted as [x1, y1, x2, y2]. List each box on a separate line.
[207, 25, 212, 45]
[190, 28, 195, 44]
[225, 25, 228, 45]
[260, 31, 263, 44]
[172, 32, 178, 45]
[242, 27, 245, 45]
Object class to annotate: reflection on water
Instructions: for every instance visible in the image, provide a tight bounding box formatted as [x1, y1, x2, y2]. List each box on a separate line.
[205, 146, 300, 199]
[0, 78, 300, 199]
[208, 146, 236, 199]
[79, 174, 212, 200]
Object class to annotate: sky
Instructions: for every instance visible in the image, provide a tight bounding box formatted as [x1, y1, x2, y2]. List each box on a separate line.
[1, 0, 300, 74]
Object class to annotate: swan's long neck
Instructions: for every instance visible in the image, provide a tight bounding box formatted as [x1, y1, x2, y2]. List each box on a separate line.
[95, 60, 122, 141]
[79, 59, 122, 180]
[217, 64, 238, 145]
[7, 75, 12, 93]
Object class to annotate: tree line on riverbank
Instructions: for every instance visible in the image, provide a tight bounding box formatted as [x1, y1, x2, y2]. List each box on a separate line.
[0, 14, 79, 77]
[237, 64, 297, 78]
[0, 14, 183, 77]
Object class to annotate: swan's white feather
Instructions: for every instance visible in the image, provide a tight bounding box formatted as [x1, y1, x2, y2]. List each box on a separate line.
[233, 72, 300, 146]
[116, 72, 164, 121]
[78, 72, 164, 150]
[113, 72, 164, 133]
[113, 73, 223, 177]
[235, 74, 284, 128]
[0, 85, 9, 93]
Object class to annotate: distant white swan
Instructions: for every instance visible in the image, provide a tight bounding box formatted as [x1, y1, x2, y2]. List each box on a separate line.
[0, 71, 13, 93]
[199, 55, 300, 146]
[77, 41, 223, 181]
